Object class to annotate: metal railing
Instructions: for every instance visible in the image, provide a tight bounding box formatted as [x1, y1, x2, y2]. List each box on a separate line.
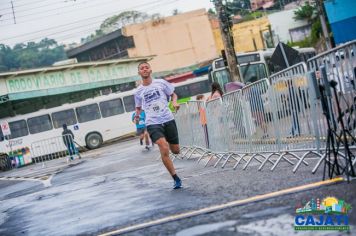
[31, 134, 80, 165]
[174, 41, 356, 175]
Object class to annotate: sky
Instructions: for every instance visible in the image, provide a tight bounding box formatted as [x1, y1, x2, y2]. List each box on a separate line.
[0, 0, 215, 47]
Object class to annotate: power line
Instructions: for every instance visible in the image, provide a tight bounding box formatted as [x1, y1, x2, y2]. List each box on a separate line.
[0, 0, 166, 41]
[0, 0, 119, 23]
[0, 0, 59, 13]
[0, 0, 78, 17]
[5, 0, 180, 50]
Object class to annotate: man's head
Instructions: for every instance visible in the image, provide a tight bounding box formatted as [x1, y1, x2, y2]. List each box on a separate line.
[196, 94, 204, 101]
[138, 62, 152, 80]
[62, 124, 67, 130]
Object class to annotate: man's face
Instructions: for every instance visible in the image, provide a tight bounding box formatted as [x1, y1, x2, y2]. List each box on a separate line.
[138, 63, 152, 79]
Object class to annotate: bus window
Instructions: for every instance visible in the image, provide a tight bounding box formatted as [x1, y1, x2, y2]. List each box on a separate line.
[28, 114, 53, 134]
[189, 81, 210, 95]
[214, 59, 226, 70]
[0, 126, 4, 141]
[52, 109, 77, 128]
[213, 69, 231, 90]
[76, 104, 101, 123]
[9, 120, 29, 139]
[99, 98, 125, 118]
[123, 95, 135, 112]
[175, 85, 190, 98]
[240, 63, 268, 84]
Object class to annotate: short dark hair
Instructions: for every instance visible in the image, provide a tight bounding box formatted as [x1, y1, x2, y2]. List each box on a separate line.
[137, 61, 150, 70]
[196, 94, 204, 100]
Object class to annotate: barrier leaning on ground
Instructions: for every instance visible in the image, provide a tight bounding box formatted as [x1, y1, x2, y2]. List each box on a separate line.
[31, 134, 80, 166]
[175, 40, 356, 174]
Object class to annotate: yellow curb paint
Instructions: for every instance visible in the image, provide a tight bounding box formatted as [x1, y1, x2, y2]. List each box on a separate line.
[99, 177, 344, 236]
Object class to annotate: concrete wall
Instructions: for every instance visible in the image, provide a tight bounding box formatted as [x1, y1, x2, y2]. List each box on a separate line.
[212, 17, 271, 54]
[122, 9, 218, 72]
[233, 17, 271, 52]
[268, 9, 309, 43]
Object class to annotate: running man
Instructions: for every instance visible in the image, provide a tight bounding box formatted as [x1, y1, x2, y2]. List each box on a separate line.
[134, 61, 182, 189]
[131, 110, 151, 150]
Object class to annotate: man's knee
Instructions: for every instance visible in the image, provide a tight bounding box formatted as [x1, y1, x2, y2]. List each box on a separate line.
[171, 149, 179, 155]
[156, 139, 170, 153]
[170, 144, 180, 154]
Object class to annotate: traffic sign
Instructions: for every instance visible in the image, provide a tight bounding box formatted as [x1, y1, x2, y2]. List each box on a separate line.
[0, 121, 11, 136]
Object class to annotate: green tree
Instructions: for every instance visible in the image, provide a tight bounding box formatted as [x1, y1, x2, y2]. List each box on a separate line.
[293, 2, 317, 23]
[0, 38, 67, 72]
[81, 11, 150, 43]
[293, 1, 322, 46]
[208, 8, 216, 15]
[172, 9, 180, 15]
[226, 0, 251, 16]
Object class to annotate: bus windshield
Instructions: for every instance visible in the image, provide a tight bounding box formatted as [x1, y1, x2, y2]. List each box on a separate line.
[210, 48, 315, 88]
[212, 63, 268, 85]
[240, 63, 268, 84]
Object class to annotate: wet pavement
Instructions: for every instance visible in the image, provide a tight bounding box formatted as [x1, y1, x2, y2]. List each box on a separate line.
[0, 139, 355, 235]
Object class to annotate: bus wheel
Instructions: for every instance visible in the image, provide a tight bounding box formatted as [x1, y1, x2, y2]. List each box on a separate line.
[85, 132, 103, 149]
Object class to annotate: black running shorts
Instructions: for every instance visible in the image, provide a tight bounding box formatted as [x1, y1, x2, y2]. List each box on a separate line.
[136, 127, 146, 135]
[147, 120, 179, 144]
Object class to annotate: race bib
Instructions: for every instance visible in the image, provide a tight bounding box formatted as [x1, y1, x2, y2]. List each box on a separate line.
[148, 101, 164, 114]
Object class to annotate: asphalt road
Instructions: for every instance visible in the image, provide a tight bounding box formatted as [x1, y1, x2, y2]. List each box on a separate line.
[0, 138, 355, 236]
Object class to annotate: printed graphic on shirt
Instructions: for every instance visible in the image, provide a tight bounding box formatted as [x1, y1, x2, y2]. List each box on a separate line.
[143, 88, 167, 115]
[143, 88, 160, 103]
[134, 79, 175, 125]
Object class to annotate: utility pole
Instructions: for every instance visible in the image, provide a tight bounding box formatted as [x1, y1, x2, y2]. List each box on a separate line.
[316, 0, 331, 49]
[11, 1, 16, 24]
[212, 0, 241, 82]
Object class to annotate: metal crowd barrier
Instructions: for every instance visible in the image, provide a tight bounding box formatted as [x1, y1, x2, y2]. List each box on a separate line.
[174, 41, 356, 175]
[204, 97, 233, 167]
[307, 40, 356, 177]
[307, 40, 356, 139]
[174, 103, 194, 160]
[31, 134, 80, 165]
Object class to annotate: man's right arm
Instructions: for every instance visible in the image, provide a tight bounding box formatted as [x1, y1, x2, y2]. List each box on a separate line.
[134, 107, 141, 123]
[134, 90, 142, 122]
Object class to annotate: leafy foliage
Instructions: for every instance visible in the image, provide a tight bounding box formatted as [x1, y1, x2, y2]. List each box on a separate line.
[81, 11, 151, 43]
[293, 2, 317, 23]
[292, 1, 322, 47]
[226, 0, 251, 16]
[0, 38, 67, 72]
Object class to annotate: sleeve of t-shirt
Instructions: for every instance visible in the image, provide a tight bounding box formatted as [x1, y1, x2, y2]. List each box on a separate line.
[160, 79, 174, 96]
[134, 90, 142, 108]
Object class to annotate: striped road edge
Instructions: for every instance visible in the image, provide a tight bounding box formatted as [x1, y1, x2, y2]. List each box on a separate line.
[99, 177, 345, 236]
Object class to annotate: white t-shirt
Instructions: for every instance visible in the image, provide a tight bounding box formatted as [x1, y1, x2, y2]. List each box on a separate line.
[134, 79, 175, 125]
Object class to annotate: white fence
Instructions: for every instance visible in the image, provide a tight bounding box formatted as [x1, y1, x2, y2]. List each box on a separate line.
[175, 41, 356, 177]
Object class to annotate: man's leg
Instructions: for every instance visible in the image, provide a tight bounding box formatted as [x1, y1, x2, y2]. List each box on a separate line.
[144, 130, 150, 149]
[169, 144, 180, 154]
[155, 137, 177, 176]
[69, 142, 75, 160]
[148, 124, 182, 189]
[139, 131, 144, 145]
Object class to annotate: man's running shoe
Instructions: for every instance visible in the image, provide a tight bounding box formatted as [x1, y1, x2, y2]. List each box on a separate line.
[173, 178, 182, 189]
[145, 146, 150, 150]
[140, 139, 143, 145]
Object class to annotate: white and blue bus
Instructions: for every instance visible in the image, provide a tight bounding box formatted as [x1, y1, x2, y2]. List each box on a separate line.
[210, 48, 316, 88]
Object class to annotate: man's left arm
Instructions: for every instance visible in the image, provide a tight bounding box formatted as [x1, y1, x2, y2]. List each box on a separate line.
[170, 92, 180, 111]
